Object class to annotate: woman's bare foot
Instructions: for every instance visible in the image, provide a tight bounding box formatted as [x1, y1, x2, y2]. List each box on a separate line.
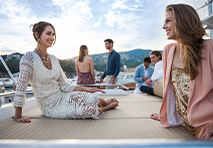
[106, 98, 115, 104]
[106, 98, 119, 105]
[108, 102, 118, 109]
[151, 113, 160, 121]
[99, 101, 119, 113]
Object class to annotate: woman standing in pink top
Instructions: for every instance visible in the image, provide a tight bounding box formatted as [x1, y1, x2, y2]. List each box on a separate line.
[151, 4, 213, 139]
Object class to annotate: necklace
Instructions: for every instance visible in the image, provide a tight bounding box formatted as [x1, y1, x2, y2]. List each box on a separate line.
[35, 48, 49, 68]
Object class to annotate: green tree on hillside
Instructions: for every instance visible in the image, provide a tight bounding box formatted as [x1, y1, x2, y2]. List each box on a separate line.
[0, 56, 20, 74]
[59, 59, 75, 73]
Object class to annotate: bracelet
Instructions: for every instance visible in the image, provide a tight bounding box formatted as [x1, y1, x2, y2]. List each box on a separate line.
[14, 106, 22, 109]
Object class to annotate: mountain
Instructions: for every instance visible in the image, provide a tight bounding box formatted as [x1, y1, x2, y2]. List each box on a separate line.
[71, 49, 163, 71]
[0, 49, 162, 76]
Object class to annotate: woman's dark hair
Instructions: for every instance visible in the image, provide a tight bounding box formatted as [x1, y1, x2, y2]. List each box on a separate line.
[78, 45, 88, 62]
[143, 57, 151, 63]
[31, 21, 56, 45]
[150, 51, 162, 60]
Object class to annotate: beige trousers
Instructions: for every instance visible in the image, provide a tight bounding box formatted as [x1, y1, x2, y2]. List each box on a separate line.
[105, 75, 118, 89]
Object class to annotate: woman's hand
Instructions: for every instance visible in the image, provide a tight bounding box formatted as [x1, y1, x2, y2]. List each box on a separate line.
[96, 89, 106, 94]
[151, 113, 160, 121]
[15, 117, 31, 123]
[85, 87, 106, 94]
[198, 121, 213, 139]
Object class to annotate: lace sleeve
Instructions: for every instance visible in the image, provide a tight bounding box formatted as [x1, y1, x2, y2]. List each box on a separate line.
[14, 52, 33, 108]
[57, 60, 76, 92]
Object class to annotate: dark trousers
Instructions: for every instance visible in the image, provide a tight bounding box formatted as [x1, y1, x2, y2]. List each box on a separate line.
[139, 86, 154, 95]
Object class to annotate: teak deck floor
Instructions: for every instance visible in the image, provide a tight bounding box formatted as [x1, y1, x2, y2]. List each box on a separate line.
[0, 94, 193, 140]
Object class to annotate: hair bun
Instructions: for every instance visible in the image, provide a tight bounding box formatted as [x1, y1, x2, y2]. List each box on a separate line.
[29, 24, 34, 31]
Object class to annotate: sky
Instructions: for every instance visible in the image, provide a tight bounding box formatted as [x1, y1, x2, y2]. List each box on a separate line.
[0, 0, 209, 59]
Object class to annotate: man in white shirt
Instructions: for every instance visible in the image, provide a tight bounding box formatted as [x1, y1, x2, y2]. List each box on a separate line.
[140, 51, 163, 95]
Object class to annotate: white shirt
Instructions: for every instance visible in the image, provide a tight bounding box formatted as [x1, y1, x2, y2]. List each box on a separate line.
[151, 60, 163, 81]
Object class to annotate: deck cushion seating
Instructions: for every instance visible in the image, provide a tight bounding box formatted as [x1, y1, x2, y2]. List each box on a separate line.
[153, 78, 163, 98]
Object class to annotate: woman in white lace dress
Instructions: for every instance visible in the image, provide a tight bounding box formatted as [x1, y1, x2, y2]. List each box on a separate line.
[14, 21, 119, 123]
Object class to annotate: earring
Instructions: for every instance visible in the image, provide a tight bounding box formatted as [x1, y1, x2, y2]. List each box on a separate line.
[37, 38, 40, 42]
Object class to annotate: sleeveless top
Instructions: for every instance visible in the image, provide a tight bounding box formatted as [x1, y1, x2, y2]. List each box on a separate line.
[171, 65, 202, 137]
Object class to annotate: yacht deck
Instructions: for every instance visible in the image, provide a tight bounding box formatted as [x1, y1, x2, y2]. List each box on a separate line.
[2, 93, 213, 147]
[0, 94, 193, 140]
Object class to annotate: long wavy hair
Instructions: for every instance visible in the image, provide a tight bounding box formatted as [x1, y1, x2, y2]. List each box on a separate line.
[166, 4, 206, 80]
[78, 45, 88, 62]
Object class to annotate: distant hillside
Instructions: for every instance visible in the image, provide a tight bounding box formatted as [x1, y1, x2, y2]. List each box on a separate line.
[71, 49, 163, 71]
[0, 49, 162, 77]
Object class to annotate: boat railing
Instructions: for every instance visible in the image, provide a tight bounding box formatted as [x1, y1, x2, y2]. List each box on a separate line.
[0, 88, 37, 121]
[77, 83, 129, 90]
[0, 89, 33, 97]
[0, 89, 33, 107]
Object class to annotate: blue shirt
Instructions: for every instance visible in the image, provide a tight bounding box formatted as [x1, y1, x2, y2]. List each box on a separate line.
[134, 64, 154, 88]
[101, 50, 120, 79]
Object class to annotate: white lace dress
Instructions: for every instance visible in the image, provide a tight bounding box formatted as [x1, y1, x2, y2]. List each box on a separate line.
[14, 51, 102, 119]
